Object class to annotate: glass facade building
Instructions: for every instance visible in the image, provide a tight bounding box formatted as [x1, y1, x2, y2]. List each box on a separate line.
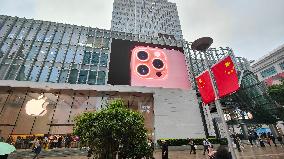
[0, 15, 110, 85]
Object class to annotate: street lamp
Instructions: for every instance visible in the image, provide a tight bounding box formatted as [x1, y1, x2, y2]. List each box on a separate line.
[191, 37, 237, 159]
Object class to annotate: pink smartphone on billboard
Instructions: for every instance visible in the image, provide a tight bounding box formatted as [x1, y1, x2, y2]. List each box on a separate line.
[130, 46, 191, 90]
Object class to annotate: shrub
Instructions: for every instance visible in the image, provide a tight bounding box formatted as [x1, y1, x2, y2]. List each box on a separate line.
[157, 138, 228, 146]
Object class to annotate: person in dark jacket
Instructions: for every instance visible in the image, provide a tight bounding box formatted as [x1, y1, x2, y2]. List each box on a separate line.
[161, 140, 168, 159]
[277, 135, 284, 146]
[215, 146, 232, 159]
[188, 138, 196, 154]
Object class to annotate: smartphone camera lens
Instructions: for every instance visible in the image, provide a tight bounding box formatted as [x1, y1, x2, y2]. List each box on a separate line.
[152, 59, 164, 69]
[137, 51, 148, 60]
[137, 65, 149, 75]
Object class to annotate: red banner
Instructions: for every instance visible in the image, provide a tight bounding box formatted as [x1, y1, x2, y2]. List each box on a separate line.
[196, 70, 216, 104]
[211, 56, 240, 98]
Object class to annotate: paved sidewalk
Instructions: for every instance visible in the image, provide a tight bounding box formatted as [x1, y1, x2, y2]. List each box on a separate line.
[8, 145, 284, 159]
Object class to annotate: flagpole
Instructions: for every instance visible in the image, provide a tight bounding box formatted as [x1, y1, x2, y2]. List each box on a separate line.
[191, 37, 237, 159]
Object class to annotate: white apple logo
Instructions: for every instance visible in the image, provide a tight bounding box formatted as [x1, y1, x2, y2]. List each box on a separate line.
[25, 95, 49, 116]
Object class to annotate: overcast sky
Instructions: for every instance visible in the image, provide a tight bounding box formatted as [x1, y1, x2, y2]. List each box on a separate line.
[1, 0, 284, 60]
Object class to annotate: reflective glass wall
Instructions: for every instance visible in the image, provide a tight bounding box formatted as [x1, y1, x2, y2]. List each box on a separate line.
[0, 15, 111, 85]
[0, 87, 154, 139]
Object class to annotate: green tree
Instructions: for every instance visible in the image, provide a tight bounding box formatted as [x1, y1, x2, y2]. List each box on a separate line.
[73, 99, 153, 159]
[268, 79, 284, 120]
[268, 79, 284, 105]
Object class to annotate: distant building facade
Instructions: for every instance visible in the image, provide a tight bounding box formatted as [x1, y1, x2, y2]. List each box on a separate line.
[111, 0, 183, 40]
[251, 44, 284, 86]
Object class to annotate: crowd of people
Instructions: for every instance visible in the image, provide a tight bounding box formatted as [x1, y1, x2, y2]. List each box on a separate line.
[4, 134, 80, 150]
[161, 138, 232, 159]
[233, 131, 284, 152]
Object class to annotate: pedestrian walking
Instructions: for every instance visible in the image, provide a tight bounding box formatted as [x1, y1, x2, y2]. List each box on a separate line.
[269, 134, 277, 147]
[161, 140, 168, 159]
[248, 133, 253, 146]
[32, 139, 42, 159]
[253, 132, 258, 146]
[233, 135, 241, 152]
[259, 138, 265, 147]
[266, 137, 271, 146]
[277, 135, 284, 146]
[208, 145, 216, 159]
[202, 138, 211, 155]
[187, 138, 196, 154]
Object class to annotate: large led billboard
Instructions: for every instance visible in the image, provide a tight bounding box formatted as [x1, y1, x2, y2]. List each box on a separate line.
[108, 39, 191, 90]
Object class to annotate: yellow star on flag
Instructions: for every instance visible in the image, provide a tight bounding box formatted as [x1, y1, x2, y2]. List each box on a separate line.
[199, 79, 202, 83]
[225, 61, 231, 67]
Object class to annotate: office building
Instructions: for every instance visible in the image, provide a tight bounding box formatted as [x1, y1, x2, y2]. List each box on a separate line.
[111, 0, 183, 40]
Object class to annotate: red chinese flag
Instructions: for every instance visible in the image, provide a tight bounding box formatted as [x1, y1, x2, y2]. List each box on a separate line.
[195, 70, 216, 104]
[211, 56, 240, 98]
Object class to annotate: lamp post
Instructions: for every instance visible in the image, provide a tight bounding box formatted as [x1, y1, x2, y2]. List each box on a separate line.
[191, 37, 237, 159]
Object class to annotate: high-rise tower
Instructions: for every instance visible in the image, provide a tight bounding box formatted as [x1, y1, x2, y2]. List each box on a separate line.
[111, 0, 183, 40]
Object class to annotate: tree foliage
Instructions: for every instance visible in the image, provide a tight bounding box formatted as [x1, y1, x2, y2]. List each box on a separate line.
[268, 79, 284, 106]
[73, 99, 152, 159]
[268, 79, 284, 120]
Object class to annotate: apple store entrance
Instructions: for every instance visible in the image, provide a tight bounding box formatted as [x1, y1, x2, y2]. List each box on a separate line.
[0, 86, 154, 144]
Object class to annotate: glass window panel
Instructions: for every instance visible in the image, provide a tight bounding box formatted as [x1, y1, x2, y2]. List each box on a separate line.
[97, 71, 106, 85]
[44, 25, 56, 42]
[53, 31, 64, 43]
[52, 92, 73, 124]
[78, 70, 88, 84]
[38, 66, 50, 82]
[70, 28, 81, 45]
[260, 66, 277, 78]
[74, 47, 84, 64]
[69, 93, 88, 123]
[17, 64, 31, 81]
[46, 44, 59, 62]
[61, 29, 73, 44]
[8, 25, 21, 39]
[36, 28, 48, 42]
[0, 93, 26, 125]
[82, 52, 91, 64]
[0, 64, 9, 78]
[102, 38, 110, 49]
[17, 27, 29, 40]
[37, 43, 49, 61]
[68, 69, 78, 84]
[87, 70, 97, 85]
[26, 23, 41, 40]
[99, 53, 108, 67]
[64, 46, 76, 63]
[26, 44, 40, 61]
[5, 65, 20, 80]
[91, 53, 99, 65]
[7, 40, 21, 58]
[28, 63, 42, 81]
[279, 62, 284, 70]
[78, 34, 87, 45]
[13, 93, 39, 134]
[59, 69, 69, 83]
[1, 38, 13, 54]
[86, 95, 97, 111]
[94, 37, 102, 48]
[48, 67, 60, 83]
[15, 41, 32, 60]
[55, 45, 67, 63]
[96, 30, 103, 37]
[31, 92, 57, 134]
